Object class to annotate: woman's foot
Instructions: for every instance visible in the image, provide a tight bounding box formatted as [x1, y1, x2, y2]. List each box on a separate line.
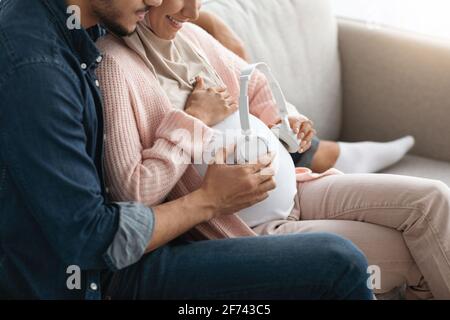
[334, 136, 415, 173]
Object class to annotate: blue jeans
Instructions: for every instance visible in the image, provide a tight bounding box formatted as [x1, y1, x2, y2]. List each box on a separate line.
[103, 233, 373, 300]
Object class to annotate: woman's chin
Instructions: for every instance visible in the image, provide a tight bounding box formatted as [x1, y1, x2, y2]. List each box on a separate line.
[158, 31, 178, 40]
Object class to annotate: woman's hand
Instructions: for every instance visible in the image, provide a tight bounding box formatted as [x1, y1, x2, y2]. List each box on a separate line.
[288, 115, 316, 154]
[185, 77, 238, 127]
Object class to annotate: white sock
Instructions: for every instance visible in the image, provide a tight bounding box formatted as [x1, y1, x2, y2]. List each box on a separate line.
[334, 136, 415, 173]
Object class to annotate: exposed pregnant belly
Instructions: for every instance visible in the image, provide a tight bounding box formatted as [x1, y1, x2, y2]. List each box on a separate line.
[194, 111, 297, 227]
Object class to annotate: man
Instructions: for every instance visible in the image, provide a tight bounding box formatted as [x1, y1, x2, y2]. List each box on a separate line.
[0, 0, 372, 299]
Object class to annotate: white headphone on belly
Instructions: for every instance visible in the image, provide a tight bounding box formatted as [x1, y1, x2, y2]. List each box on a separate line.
[196, 63, 300, 226]
[236, 63, 301, 163]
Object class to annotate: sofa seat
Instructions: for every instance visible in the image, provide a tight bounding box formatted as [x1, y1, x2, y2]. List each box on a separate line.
[382, 155, 450, 186]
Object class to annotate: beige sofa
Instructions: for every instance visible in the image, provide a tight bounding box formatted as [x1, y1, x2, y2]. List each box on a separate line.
[203, 0, 450, 296]
[203, 0, 450, 185]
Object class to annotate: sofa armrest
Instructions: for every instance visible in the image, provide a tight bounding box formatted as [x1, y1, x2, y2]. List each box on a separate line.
[338, 18, 450, 162]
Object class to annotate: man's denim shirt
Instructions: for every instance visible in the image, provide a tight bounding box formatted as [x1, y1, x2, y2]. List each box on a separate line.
[0, 0, 155, 299]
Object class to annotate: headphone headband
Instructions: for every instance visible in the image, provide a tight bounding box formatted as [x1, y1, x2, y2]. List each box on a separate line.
[239, 63, 289, 134]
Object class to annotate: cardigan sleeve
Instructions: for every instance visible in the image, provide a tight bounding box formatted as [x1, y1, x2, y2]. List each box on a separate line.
[184, 23, 282, 127]
[97, 53, 217, 207]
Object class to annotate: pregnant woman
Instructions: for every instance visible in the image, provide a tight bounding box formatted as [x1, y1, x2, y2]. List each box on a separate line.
[96, 0, 450, 299]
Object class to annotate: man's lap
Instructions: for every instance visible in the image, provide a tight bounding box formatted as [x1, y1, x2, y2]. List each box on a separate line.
[103, 232, 370, 300]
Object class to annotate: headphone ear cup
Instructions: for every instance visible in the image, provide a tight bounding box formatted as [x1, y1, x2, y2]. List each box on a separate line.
[271, 122, 301, 153]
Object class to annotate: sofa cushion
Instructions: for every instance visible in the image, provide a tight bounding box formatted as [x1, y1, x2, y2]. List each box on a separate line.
[203, 0, 342, 140]
[381, 155, 450, 186]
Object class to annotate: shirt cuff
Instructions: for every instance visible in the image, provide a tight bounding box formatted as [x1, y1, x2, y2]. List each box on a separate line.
[103, 202, 154, 272]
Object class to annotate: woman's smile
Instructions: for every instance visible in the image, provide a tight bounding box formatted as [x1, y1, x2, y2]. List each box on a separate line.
[166, 15, 185, 30]
[146, 0, 201, 39]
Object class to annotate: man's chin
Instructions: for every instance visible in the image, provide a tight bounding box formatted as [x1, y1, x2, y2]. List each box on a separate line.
[102, 20, 136, 37]
[123, 27, 138, 37]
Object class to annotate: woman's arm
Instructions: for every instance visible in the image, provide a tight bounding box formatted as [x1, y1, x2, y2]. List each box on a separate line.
[97, 53, 216, 207]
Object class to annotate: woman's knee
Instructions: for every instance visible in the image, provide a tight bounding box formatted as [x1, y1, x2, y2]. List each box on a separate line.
[427, 180, 449, 199]
[417, 179, 450, 214]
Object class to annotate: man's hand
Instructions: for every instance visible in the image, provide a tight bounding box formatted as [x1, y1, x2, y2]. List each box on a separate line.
[200, 147, 276, 219]
[288, 115, 316, 154]
[146, 147, 276, 252]
[194, 11, 250, 62]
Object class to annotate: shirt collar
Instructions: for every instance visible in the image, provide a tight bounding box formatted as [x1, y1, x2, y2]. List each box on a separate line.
[41, 0, 103, 70]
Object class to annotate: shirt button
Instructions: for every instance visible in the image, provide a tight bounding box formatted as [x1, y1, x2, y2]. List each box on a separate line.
[81, 63, 87, 70]
[90, 283, 98, 291]
[96, 56, 103, 63]
[95, 80, 100, 87]
[105, 187, 110, 194]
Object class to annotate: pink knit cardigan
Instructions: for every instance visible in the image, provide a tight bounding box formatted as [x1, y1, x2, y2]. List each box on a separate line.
[96, 23, 340, 240]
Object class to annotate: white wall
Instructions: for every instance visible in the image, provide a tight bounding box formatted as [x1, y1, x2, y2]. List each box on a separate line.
[332, 0, 450, 41]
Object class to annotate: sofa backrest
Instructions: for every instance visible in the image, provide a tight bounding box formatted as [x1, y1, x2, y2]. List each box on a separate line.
[203, 0, 342, 140]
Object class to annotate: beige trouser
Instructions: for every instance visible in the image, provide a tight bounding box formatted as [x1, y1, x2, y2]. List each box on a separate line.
[253, 174, 450, 299]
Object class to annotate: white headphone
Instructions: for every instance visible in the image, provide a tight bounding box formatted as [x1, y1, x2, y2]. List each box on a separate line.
[236, 63, 301, 162]
[194, 63, 300, 227]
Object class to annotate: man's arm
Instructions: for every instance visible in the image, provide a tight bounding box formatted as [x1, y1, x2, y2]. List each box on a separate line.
[0, 62, 153, 272]
[194, 11, 250, 62]
[1, 62, 276, 268]
[147, 150, 276, 253]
